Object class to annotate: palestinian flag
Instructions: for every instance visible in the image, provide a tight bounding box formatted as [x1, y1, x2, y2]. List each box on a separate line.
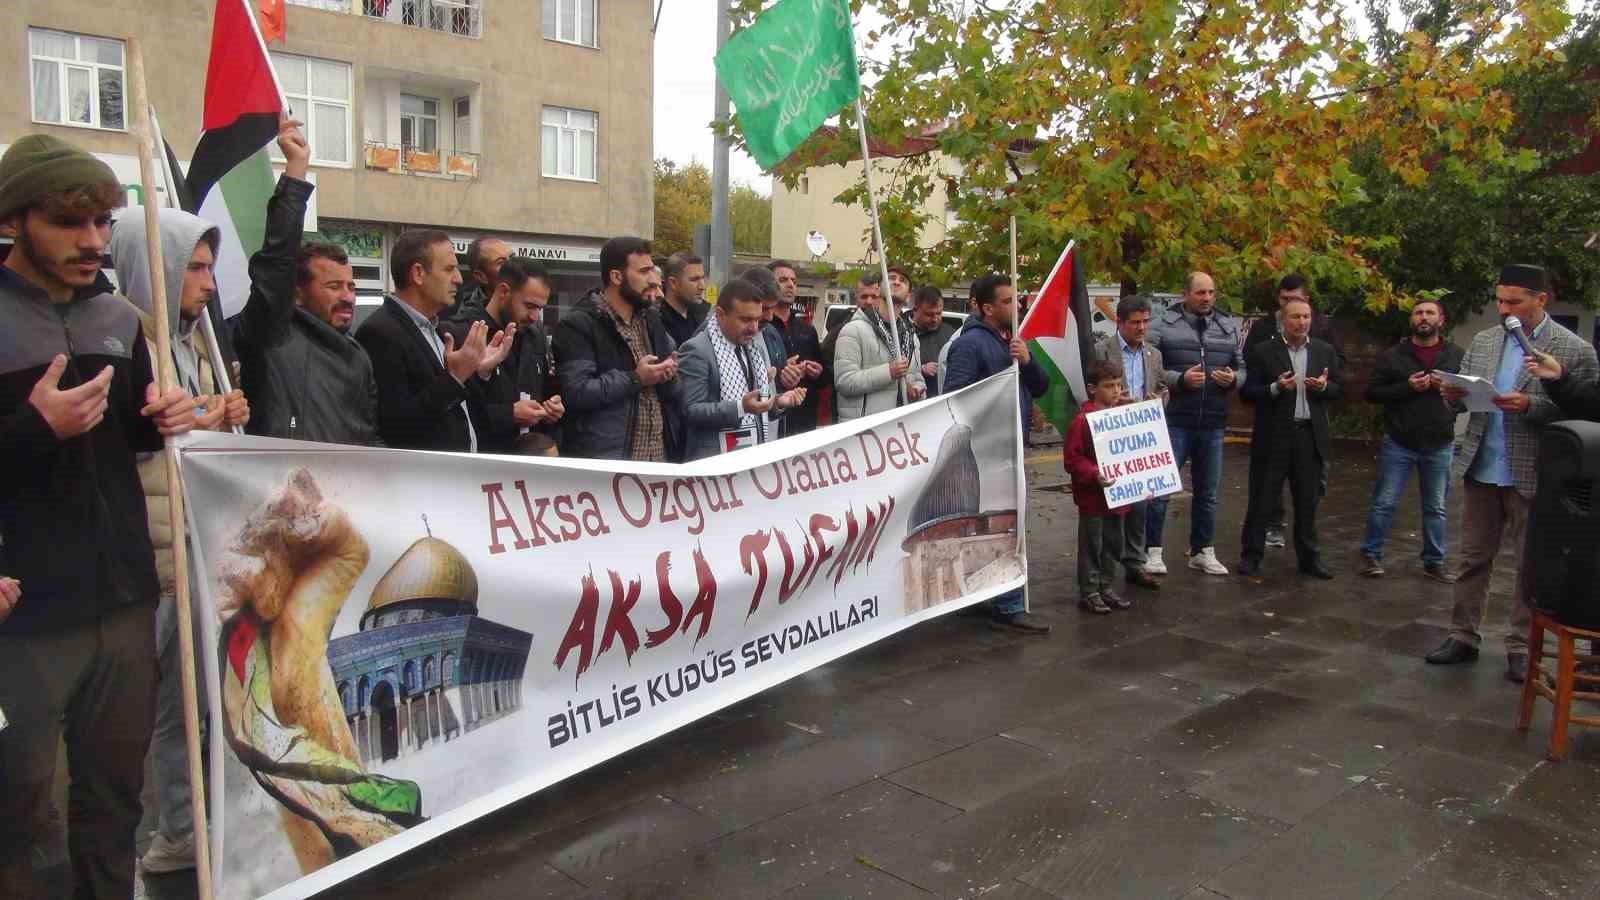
[183, 0, 284, 316]
[1017, 240, 1095, 436]
[188, 0, 282, 211]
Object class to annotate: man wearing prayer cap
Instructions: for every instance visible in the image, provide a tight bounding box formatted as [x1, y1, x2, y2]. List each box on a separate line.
[1425, 264, 1599, 683]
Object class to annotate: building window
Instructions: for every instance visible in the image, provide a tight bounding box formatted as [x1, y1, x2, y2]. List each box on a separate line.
[543, 0, 597, 48]
[269, 52, 352, 166]
[454, 96, 472, 152]
[541, 107, 597, 182]
[400, 94, 439, 153]
[28, 29, 125, 131]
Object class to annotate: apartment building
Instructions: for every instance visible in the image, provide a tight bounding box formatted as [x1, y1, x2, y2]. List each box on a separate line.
[3, 0, 655, 317]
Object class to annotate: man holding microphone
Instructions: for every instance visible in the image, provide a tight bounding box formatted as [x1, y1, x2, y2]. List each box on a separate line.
[1425, 265, 1597, 683]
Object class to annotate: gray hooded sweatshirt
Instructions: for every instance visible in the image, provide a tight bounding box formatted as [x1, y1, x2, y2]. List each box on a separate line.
[109, 206, 222, 396]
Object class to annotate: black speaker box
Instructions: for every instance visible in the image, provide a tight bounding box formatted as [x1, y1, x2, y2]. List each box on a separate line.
[1529, 420, 1600, 627]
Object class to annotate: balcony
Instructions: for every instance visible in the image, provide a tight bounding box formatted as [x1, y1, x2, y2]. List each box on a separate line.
[364, 142, 479, 179]
[361, 0, 482, 39]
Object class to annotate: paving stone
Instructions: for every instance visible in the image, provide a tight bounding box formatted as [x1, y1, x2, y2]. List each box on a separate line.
[525, 794, 730, 885]
[1204, 790, 1464, 899]
[858, 753, 1197, 896]
[1017, 790, 1280, 899]
[666, 726, 952, 831]
[781, 862, 933, 898]
[1188, 750, 1365, 825]
[597, 780, 960, 899]
[1137, 688, 1326, 776]
[885, 736, 1066, 811]
[1363, 745, 1526, 819]
[1401, 810, 1600, 898]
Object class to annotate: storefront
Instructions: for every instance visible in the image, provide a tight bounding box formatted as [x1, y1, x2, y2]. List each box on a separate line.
[447, 231, 603, 325]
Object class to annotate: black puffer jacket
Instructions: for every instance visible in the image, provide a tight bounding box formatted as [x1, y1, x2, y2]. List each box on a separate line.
[229, 176, 381, 445]
[1149, 304, 1244, 430]
[551, 292, 683, 460]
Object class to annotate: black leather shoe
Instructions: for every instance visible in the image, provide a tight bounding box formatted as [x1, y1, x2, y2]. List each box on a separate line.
[1128, 569, 1161, 590]
[1506, 653, 1529, 684]
[1425, 638, 1480, 665]
[1299, 560, 1334, 580]
[1238, 558, 1262, 577]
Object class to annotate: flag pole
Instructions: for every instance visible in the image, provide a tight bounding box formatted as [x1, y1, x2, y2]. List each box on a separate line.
[149, 106, 242, 435]
[851, 97, 904, 375]
[128, 39, 216, 900]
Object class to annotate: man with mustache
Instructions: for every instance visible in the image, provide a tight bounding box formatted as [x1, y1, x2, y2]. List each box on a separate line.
[1359, 298, 1464, 581]
[231, 117, 381, 445]
[552, 236, 683, 460]
[0, 133, 196, 899]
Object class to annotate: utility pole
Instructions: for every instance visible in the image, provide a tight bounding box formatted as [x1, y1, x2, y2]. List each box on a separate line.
[709, 0, 733, 286]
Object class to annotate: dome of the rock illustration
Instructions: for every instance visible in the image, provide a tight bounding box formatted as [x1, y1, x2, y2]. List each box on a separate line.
[362, 534, 480, 630]
[904, 423, 981, 544]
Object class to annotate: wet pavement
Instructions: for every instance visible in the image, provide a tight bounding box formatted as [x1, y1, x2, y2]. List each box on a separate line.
[50, 441, 1600, 898]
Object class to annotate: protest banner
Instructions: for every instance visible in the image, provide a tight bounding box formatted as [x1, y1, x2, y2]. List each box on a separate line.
[176, 370, 1027, 899]
[1085, 398, 1184, 509]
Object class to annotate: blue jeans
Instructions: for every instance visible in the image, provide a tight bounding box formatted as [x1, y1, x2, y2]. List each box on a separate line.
[1361, 436, 1452, 566]
[1145, 426, 1224, 553]
[991, 588, 1025, 616]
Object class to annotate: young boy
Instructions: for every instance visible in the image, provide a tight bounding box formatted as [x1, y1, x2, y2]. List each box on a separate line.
[1064, 359, 1131, 614]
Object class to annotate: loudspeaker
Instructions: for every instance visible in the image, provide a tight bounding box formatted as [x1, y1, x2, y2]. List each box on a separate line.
[1529, 420, 1600, 627]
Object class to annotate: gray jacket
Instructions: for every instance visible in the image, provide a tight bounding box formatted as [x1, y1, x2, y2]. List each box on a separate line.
[1149, 304, 1243, 430]
[1091, 332, 1166, 402]
[677, 328, 762, 461]
[832, 308, 925, 422]
[1450, 317, 1599, 498]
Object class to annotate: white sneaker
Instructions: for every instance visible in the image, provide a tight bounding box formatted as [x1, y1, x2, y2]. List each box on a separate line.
[1145, 547, 1168, 575]
[1188, 547, 1230, 576]
[139, 832, 195, 874]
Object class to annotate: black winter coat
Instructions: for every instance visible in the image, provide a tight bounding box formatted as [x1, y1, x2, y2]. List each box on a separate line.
[444, 305, 556, 453]
[551, 295, 683, 461]
[230, 176, 381, 445]
[1364, 338, 1465, 451]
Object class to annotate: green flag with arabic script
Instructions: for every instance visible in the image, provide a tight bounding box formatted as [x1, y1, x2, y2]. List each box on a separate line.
[714, 0, 862, 170]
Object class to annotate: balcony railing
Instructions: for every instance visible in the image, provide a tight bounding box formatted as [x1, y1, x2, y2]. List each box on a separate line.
[364, 141, 479, 179]
[361, 0, 482, 39]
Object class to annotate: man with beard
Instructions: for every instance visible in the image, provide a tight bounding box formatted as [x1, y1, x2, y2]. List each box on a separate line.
[552, 236, 683, 460]
[446, 257, 564, 454]
[1359, 298, 1464, 580]
[232, 119, 380, 445]
[357, 229, 511, 451]
[1425, 264, 1599, 682]
[1243, 274, 1346, 550]
[0, 134, 197, 899]
[108, 200, 251, 876]
[767, 259, 824, 432]
[449, 235, 511, 318]
[659, 252, 708, 347]
[643, 258, 666, 306]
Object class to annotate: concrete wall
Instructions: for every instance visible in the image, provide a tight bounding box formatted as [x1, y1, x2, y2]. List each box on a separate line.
[2, 0, 654, 241]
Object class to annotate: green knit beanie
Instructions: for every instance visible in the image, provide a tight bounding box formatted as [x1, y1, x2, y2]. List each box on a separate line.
[0, 134, 121, 221]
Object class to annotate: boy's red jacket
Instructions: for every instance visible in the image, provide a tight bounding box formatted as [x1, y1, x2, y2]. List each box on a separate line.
[1063, 400, 1123, 516]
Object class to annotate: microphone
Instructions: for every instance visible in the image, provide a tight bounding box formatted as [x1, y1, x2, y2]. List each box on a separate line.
[1504, 315, 1537, 358]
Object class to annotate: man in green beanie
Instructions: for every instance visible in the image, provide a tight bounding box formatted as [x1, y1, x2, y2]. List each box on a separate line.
[0, 133, 199, 899]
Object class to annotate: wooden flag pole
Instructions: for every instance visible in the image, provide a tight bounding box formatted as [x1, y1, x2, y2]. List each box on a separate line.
[127, 38, 216, 900]
[852, 97, 904, 371]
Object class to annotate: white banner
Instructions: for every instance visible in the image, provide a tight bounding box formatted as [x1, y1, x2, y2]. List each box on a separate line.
[176, 370, 1027, 899]
[1086, 398, 1184, 509]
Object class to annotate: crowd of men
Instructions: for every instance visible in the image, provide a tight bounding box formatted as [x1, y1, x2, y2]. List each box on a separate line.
[3, 119, 1595, 897]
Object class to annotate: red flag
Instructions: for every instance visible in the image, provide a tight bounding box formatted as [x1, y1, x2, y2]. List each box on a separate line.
[1018, 241, 1096, 433]
[257, 0, 287, 44]
[187, 0, 284, 207]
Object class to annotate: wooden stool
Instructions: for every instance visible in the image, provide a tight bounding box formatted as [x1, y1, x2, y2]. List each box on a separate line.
[1515, 609, 1600, 761]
